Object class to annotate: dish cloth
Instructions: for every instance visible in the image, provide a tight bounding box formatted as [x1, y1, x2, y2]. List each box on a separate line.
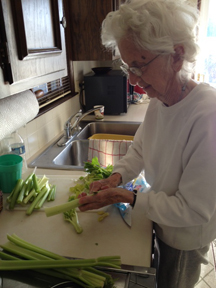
[88, 139, 133, 167]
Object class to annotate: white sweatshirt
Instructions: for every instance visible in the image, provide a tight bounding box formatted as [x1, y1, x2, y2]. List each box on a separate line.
[113, 83, 216, 250]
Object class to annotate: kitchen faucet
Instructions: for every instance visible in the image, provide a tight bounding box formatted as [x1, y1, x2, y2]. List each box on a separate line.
[57, 105, 104, 147]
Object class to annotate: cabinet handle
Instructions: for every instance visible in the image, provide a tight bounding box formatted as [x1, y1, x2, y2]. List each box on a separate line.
[60, 16, 67, 28]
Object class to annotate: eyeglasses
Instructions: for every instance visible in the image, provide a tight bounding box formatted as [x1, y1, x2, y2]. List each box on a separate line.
[120, 54, 161, 77]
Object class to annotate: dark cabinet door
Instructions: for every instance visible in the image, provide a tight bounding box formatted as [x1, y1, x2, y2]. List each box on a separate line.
[66, 0, 114, 61]
[0, 0, 67, 98]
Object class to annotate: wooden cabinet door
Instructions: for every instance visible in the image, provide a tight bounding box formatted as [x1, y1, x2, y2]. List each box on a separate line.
[0, 0, 67, 98]
[66, 0, 114, 61]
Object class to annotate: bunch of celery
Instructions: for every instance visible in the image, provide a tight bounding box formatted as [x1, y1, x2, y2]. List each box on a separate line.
[7, 173, 56, 215]
[0, 234, 121, 288]
[61, 157, 113, 233]
[70, 157, 113, 198]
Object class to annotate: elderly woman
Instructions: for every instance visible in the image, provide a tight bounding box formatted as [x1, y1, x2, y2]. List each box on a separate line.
[79, 0, 216, 287]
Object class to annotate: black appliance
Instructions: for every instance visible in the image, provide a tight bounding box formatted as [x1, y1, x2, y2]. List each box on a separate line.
[82, 70, 128, 115]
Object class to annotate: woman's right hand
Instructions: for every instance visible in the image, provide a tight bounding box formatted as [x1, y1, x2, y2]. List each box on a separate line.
[89, 172, 122, 193]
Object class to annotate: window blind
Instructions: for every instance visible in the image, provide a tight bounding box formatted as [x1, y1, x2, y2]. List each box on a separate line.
[32, 76, 71, 109]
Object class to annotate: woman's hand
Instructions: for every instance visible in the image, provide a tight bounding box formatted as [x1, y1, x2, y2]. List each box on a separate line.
[90, 172, 122, 193]
[78, 187, 134, 212]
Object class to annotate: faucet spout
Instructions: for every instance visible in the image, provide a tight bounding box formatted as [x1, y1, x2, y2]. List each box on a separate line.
[57, 106, 104, 147]
[71, 105, 104, 132]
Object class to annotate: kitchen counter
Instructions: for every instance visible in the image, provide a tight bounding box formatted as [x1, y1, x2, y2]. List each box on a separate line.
[0, 169, 153, 269]
[84, 102, 149, 123]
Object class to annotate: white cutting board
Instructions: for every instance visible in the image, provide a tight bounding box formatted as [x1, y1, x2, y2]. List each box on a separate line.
[1, 174, 153, 267]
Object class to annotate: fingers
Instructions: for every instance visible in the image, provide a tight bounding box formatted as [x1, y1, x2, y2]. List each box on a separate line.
[77, 192, 87, 198]
[89, 181, 102, 193]
[89, 180, 110, 193]
[78, 187, 130, 212]
[78, 193, 103, 211]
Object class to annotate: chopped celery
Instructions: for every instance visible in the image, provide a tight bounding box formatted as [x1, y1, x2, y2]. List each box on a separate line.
[26, 187, 47, 215]
[9, 179, 24, 209]
[16, 182, 28, 204]
[23, 188, 37, 204]
[47, 184, 56, 201]
[32, 173, 40, 193]
[25, 177, 33, 196]
[34, 183, 50, 209]
[7, 173, 54, 214]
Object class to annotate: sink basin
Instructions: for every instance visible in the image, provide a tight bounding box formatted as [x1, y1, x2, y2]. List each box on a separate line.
[28, 121, 140, 170]
[77, 121, 139, 140]
[53, 140, 89, 166]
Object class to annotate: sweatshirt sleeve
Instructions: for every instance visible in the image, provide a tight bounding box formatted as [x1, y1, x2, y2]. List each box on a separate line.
[112, 121, 146, 184]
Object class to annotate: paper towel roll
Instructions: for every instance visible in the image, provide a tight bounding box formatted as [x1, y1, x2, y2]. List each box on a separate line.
[0, 90, 39, 141]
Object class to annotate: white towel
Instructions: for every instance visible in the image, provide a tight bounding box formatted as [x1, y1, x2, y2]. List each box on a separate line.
[0, 90, 39, 141]
[88, 139, 133, 167]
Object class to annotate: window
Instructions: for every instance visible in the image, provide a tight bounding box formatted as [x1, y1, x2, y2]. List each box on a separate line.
[31, 76, 71, 116]
[196, 0, 216, 87]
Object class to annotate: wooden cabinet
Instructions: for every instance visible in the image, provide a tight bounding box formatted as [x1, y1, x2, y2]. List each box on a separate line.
[65, 0, 125, 61]
[0, 0, 68, 98]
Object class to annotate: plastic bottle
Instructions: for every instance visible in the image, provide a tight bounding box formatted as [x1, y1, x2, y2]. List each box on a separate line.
[8, 131, 27, 174]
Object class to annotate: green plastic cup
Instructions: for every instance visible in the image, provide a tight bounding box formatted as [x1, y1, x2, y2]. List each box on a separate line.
[0, 154, 23, 194]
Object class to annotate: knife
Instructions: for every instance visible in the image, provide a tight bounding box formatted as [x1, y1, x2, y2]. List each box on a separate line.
[114, 203, 132, 227]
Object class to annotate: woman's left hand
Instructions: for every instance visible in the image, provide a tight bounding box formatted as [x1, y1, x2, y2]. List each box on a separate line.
[78, 187, 134, 211]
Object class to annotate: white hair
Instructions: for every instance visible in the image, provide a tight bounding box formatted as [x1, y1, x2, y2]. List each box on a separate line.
[101, 0, 200, 80]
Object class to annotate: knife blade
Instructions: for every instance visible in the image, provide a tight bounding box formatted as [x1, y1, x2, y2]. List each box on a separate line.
[114, 203, 132, 227]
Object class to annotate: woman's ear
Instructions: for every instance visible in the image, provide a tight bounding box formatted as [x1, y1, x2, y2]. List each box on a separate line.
[172, 45, 184, 72]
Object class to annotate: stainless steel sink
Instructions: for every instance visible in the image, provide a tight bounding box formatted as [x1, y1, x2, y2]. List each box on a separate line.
[28, 121, 140, 170]
[77, 121, 139, 139]
[53, 140, 89, 166]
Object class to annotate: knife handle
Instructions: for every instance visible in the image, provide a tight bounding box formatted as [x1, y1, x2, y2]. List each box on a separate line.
[130, 189, 137, 208]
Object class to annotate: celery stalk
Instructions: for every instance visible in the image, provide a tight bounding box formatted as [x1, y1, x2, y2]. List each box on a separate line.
[0, 251, 74, 281]
[25, 177, 33, 196]
[0, 258, 120, 270]
[23, 173, 33, 185]
[47, 184, 56, 201]
[7, 234, 121, 268]
[0, 241, 93, 284]
[44, 198, 80, 217]
[26, 188, 47, 215]
[17, 174, 34, 201]
[16, 182, 27, 203]
[6, 187, 15, 203]
[37, 175, 49, 189]
[32, 173, 40, 193]
[9, 179, 23, 209]
[8, 234, 64, 260]
[35, 184, 50, 209]
[23, 188, 36, 204]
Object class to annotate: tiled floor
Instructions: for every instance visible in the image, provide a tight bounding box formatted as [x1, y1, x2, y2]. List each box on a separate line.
[195, 240, 216, 288]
